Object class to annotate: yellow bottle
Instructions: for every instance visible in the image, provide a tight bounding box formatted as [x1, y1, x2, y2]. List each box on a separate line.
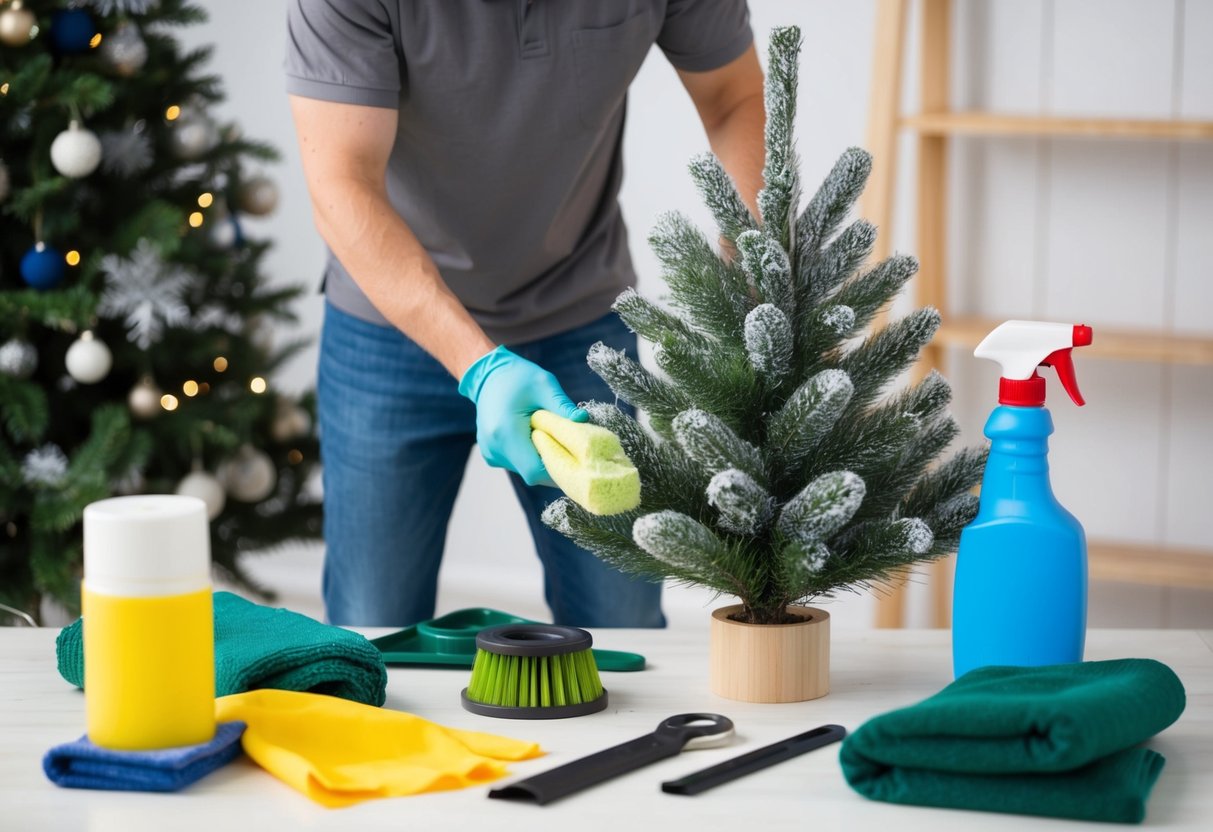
[82, 495, 215, 750]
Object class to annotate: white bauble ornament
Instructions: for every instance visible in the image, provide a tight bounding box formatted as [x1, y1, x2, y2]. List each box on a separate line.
[65, 331, 112, 384]
[270, 399, 311, 442]
[208, 212, 241, 249]
[50, 121, 103, 179]
[176, 470, 225, 520]
[217, 445, 277, 502]
[0, 338, 37, 378]
[170, 113, 218, 161]
[98, 21, 147, 77]
[0, 159, 10, 203]
[238, 175, 279, 216]
[0, 1, 36, 47]
[127, 376, 162, 419]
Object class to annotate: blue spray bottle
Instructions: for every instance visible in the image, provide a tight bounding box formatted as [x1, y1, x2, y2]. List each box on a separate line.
[952, 320, 1093, 679]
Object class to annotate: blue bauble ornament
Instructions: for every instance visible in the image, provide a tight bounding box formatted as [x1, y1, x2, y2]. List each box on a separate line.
[20, 243, 66, 290]
[50, 9, 97, 55]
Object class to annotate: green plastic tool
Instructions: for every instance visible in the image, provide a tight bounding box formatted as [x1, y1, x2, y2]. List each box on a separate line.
[370, 608, 646, 672]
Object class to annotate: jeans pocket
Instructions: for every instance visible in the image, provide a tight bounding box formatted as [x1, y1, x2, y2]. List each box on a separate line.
[571, 12, 657, 130]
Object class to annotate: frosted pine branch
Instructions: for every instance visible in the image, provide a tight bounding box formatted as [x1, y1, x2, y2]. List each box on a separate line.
[688, 153, 757, 245]
[795, 147, 872, 255]
[743, 303, 793, 383]
[797, 302, 856, 362]
[633, 510, 729, 576]
[587, 341, 690, 434]
[801, 219, 877, 306]
[707, 468, 774, 536]
[648, 212, 753, 338]
[613, 288, 698, 346]
[777, 470, 866, 546]
[672, 408, 765, 482]
[759, 26, 803, 250]
[829, 254, 919, 337]
[839, 307, 942, 412]
[737, 230, 794, 314]
[767, 368, 854, 477]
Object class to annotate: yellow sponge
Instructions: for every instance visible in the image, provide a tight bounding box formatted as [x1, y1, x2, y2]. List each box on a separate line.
[531, 410, 641, 516]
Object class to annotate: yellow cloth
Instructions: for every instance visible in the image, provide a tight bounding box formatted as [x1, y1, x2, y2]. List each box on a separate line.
[215, 689, 543, 807]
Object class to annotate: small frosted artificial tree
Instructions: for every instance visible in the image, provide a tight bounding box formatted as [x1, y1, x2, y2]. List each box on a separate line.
[542, 27, 987, 625]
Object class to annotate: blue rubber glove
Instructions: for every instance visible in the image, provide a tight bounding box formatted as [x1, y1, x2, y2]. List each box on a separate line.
[458, 346, 588, 487]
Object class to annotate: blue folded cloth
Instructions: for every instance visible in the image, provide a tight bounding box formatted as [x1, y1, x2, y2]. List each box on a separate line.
[43, 721, 246, 792]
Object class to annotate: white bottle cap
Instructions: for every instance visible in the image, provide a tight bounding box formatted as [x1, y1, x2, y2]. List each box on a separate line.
[83, 495, 211, 597]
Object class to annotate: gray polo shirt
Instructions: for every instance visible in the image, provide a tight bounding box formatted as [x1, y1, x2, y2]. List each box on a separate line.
[285, 0, 752, 344]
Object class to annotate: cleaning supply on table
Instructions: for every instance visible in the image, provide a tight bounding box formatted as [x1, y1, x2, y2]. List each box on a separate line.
[531, 409, 640, 515]
[214, 689, 543, 808]
[43, 721, 246, 793]
[952, 320, 1093, 678]
[661, 724, 846, 796]
[462, 624, 607, 719]
[489, 713, 734, 805]
[58, 590, 387, 706]
[80, 495, 215, 750]
[839, 658, 1186, 824]
[370, 606, 647, 671]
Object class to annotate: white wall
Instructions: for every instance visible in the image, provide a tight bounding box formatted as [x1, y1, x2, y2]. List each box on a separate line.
[183, 1, 1213, 629]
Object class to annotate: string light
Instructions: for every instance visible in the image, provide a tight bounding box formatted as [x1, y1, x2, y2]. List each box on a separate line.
[198, 382, 211, 394]
[198, 193, 213, 208]
[65, 250, 81, 266]
[165, 105, 181, 121]
[89, 33, 102, 48]
[183, 380, 199, 397]
[160, 394, 179, 411]
[249, 377, 267, 394]
[188, 211, 204, 228]
[1, 83, 9, 96]
[213, 356, 228, 372]
[287, 449, 303, 465]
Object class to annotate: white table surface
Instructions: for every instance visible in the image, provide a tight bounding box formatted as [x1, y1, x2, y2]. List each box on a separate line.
[2, 626, 1210, 831]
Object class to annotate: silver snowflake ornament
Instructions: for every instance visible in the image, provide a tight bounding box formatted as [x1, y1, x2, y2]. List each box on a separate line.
[98, 239, 196, 350]
[23, 444, 69, 487]
[100, 126, 153, 177]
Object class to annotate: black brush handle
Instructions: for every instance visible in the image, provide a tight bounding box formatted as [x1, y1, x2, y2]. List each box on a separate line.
[660, 724, 846, 796]
[489, 732, 683, 805]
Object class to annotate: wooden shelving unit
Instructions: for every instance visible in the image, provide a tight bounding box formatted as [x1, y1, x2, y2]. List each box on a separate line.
[901, 112, 1213, 141]
[860, 0, 1213, 628]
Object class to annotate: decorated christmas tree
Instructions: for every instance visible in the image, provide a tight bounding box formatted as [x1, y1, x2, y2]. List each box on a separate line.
[543, 27, 987, 625]
[0, 0, 321, 622]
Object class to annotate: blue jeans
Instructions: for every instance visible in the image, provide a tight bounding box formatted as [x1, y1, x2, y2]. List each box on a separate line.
[317, 302, 666, 628]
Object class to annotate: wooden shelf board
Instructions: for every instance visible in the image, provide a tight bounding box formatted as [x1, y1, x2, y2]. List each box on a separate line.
[901, 111, 1213, 141]
[1088, 541, 1213, 590]
[932, 315, 1213, 365]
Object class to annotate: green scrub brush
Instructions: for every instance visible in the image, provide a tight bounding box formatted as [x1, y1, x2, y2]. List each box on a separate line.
[531, 409, 640, 516]
[461, 624, 607, 720]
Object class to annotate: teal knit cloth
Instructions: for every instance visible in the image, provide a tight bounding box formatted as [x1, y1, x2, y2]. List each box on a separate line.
[57, 591, 387, 707]
[839, 659, 1185, 824]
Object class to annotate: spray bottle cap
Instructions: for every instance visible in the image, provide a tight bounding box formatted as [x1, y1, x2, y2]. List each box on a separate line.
[974, 320, 1093, 407]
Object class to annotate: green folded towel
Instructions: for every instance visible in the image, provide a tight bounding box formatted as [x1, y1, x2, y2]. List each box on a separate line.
[57, 591, 388, 707]
[840, 659, 1185, 824]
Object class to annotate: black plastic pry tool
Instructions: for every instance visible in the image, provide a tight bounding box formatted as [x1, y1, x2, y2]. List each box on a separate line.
[488, 713, 735, 806]
[660, 724, 846, 796]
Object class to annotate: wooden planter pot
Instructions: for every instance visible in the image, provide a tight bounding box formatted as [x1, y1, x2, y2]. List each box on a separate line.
[709, 605, 830, 703]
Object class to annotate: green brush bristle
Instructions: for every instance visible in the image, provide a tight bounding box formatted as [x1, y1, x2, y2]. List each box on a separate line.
[467, 649, 604, 708]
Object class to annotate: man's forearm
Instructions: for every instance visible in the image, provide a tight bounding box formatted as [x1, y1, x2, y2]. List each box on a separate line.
[311, 177, 494, 379]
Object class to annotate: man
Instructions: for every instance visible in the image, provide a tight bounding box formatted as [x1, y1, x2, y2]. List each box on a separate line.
[286, 0, 765, 627]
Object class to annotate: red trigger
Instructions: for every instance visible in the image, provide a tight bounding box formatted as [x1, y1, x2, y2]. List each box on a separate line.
[1040, 349, 1085, 406]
